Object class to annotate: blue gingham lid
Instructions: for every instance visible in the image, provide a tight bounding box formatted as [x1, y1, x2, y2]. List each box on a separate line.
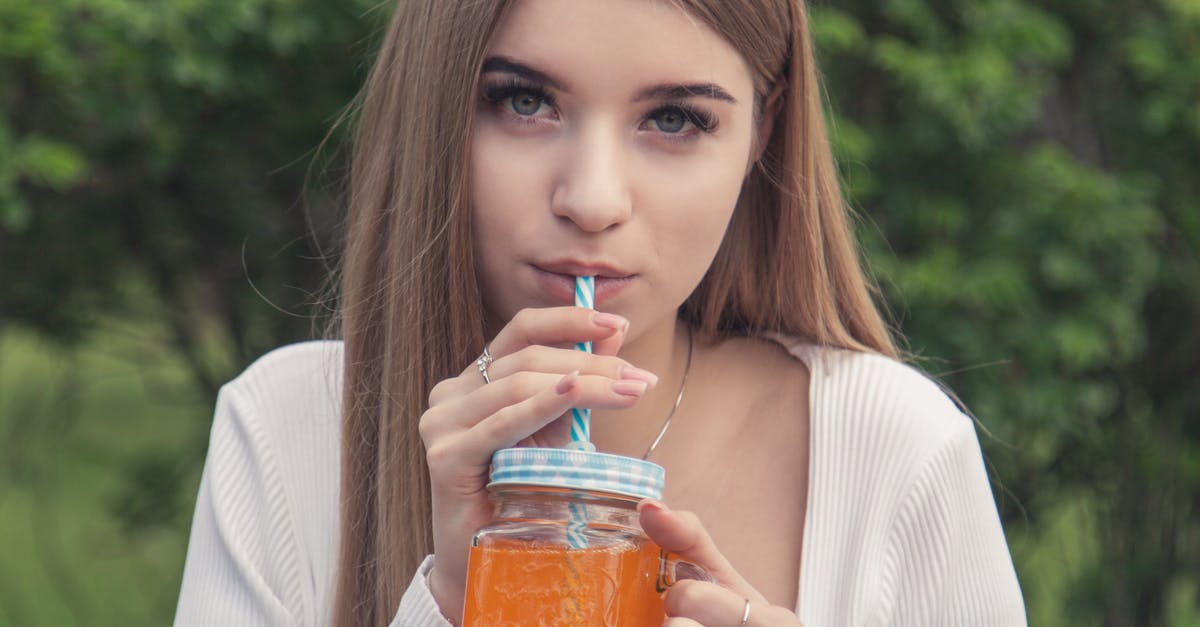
[488, 447, 665, 501]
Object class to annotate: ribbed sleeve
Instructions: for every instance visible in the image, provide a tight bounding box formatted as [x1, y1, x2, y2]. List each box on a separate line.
[880, 420, 1026, 626]
[389, 555, 456, 626]
[175, 342, 343, 627]
[781, 340, 1026, 626]
[175, 384, 305, 625]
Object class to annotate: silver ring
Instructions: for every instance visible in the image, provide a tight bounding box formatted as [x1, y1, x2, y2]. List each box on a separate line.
[475, 345, 493, 384]
[738, 598, 751, 626]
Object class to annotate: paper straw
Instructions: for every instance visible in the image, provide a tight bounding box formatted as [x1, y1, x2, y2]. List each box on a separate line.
[566, 275, 595, 551]
[566, 501, 590, 548]
[568, 275, 595, 452]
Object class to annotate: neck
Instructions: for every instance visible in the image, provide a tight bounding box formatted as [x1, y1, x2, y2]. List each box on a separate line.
[590, 317, 692, 458]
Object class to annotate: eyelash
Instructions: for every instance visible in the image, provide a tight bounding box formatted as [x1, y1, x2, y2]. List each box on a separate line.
[653, 101, 718, 134]
[481, 79, 558, 122]
[480, 77, 719, 137]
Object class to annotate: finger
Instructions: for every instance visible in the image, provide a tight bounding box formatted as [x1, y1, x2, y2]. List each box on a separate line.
[664, 579, 751, 626]
[453, 371, 594, 461]
[485, 345, 657, 387]
[433, 369, 652, 463]
[484, 307, 628, 360]
[424, 371, 648, 441]
[425, 372, 584, 477]
[433, 344, 657, 409]
[590, 314, 628, 356]
[638, 500, 764, 602]
[662, 618, 704, 627]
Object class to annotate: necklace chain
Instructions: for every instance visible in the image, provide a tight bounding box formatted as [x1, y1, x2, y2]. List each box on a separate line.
[641, 327, 694, 460]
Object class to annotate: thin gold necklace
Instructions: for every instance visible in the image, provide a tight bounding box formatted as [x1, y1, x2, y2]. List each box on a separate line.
[641, 327, 694, 460]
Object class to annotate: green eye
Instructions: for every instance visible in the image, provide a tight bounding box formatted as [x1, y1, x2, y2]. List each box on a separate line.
[511, 92, 543, 116]
[652, 109, 687, 133]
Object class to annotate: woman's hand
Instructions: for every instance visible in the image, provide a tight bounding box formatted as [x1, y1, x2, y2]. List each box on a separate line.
[418, 306, 660, 621]
[639, 500, 805, 627]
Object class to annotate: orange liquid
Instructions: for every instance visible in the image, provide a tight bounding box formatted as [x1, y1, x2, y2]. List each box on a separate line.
[462, 538, 666, 626]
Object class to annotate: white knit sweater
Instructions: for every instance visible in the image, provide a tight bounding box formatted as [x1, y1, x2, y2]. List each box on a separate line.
[174, 338, 1026, 626]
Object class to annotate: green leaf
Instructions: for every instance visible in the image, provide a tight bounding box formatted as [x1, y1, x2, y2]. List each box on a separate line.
[15, 137, 87, 190]
[811, 7, 868, 53]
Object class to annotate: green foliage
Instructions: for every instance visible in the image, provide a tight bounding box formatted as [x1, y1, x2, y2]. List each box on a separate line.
[814, 0, 1199, 624]
[1, 1, 381, 624]
[1, 0, 1197, 625]
[0, 0, 379, 355]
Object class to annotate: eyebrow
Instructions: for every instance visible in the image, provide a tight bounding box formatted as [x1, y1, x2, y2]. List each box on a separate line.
[633, 83, 737, 104]
[481, 56, 567, 91]
[480, 55, 738, 105]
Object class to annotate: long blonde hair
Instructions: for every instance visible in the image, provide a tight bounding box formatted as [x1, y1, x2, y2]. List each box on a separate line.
[334, 1, 896, 625]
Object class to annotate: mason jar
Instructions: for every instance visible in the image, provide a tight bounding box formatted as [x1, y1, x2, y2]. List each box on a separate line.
[462, 447, 707, 626]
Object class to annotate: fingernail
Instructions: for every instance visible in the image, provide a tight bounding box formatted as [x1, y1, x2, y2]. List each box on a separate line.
[611, 379, 649, 397]
[619, 365, 659, 388]
[592, 312, 629, 332]
[556, 370, 579, 395]
[638, 499, 668, 515]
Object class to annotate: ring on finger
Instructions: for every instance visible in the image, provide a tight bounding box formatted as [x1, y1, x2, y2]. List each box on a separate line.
[738, 598, 751, 626]
[475, 345, 493, 384]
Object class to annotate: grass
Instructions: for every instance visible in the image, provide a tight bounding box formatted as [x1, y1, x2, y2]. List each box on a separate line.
[0, 323, 213, 627]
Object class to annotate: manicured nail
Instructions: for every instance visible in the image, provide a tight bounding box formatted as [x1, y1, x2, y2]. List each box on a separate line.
[556, 370, 579, 395]
[611, 379, 649, 397]
[638, 499, 668, 515]
[592, 312, 629, 332]
[619, 365, 659, 388]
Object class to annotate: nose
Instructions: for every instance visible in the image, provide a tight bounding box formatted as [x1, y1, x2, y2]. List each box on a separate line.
[551, 123, 632, 232]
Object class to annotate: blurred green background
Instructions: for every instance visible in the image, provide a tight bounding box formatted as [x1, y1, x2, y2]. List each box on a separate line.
[1, 0, 1197, 625]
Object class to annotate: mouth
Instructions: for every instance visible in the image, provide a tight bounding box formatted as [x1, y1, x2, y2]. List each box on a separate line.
[535, 259, 632, 278]
[531, 261, 637, 305]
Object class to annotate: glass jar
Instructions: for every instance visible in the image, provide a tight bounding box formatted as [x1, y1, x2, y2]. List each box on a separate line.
[462, 447, 705, 626]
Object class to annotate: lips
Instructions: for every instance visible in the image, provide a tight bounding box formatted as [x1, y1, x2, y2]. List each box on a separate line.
[535, 259, 632, 279]
[531, 261, 636, 305]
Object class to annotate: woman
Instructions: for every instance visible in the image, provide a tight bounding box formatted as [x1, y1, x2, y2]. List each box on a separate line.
[175, 0, 1026, 625]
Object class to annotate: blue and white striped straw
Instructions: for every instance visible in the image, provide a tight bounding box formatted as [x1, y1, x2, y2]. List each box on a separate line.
[566, 275, 596, 550]
[566, 500, 590, 549]
[568, 275, 596, 452]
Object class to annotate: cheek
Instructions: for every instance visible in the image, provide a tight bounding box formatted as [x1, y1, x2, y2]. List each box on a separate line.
[633, 175, 743, 310]
[470, 126, 563, 321]
[471, 207, 520, 326]
[469, 128, 547, 258]
[638, 121, 754, 240]
[470, 127, 548, 222]
[645, 155, 746, 262]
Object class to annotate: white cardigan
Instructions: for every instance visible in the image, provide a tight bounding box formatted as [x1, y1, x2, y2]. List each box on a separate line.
[174, 339, 1026, 626]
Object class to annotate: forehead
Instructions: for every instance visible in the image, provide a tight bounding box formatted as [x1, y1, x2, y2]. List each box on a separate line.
[486, 0, 754, 98]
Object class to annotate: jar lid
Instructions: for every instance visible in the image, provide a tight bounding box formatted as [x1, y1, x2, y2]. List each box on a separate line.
[488, 447, 665, 501]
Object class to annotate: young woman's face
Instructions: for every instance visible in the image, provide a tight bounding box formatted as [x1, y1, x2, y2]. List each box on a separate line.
[471, 0, 762, 339]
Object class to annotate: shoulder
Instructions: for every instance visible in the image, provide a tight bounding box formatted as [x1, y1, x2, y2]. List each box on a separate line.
[767, 334, 973, 468]
[180, 341, 346, 624]
[213, 338, 344, 469]
[212, 341, 345, 601]
[213, 339, 345, 488]
[768, 338, 1024, 622]
[780, 336, 967, 433]
[219, 340, 344, 427]
[226, 340, 344, 400]
[821, 348, 966, 434]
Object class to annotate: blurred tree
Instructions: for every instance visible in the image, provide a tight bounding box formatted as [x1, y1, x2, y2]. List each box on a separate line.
[0, 0, 381, 397]
[813, 0, 1198, 624]
[1, 0, 1197, 625]
[1, 3, 380, 622]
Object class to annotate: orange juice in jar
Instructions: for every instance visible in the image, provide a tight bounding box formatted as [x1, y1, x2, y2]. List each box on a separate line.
[462, 448, 705, 626]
